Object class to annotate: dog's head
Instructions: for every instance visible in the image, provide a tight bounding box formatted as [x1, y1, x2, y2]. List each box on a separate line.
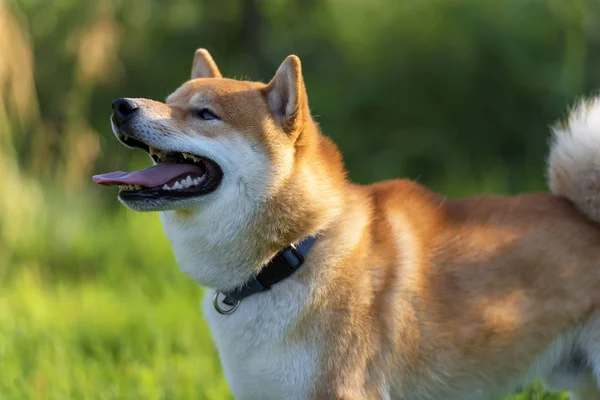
[94, 50, 344, 288]
[94, 49, 311, 213]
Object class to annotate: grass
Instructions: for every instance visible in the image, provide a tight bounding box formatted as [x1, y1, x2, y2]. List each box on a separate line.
[0, 274, 230, 400]
[0, 186, 231, 399]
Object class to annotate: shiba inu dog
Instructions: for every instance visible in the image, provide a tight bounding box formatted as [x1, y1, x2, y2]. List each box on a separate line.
[94, 48, 600, 400]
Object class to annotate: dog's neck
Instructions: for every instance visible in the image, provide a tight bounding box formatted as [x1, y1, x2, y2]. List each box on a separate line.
[160, 128, 347, 292]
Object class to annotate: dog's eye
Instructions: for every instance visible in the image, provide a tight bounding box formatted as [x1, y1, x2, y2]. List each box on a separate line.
[194, 108, 219, 121]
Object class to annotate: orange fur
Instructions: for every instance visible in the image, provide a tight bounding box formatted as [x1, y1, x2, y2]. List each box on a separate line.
[102, 49, 600, 400]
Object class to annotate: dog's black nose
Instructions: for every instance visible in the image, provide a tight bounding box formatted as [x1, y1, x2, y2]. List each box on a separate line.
[112, 98, 138, 124]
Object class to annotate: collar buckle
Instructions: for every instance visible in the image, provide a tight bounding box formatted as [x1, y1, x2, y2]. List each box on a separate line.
[213, 291, 240, 315]
[279, 244, 304, 272]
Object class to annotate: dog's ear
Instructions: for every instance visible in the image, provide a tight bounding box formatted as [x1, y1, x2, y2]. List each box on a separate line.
[264, 55, 308, 133]
[191, 49, 222, 79]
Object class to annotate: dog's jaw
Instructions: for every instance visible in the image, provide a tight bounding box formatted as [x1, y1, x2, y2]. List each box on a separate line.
[158, 137, 282, 290]
[160, 187, 268, 291]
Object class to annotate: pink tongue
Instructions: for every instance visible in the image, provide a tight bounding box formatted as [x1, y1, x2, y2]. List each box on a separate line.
[92, 163, 204, 187]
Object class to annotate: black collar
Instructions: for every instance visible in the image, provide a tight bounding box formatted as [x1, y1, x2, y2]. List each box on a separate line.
[212, 235, 318, 315]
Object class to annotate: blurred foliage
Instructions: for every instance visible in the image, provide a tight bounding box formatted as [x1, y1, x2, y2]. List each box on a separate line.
[1, 0, 600, 398]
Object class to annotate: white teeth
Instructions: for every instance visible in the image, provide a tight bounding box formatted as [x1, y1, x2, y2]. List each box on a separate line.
[119, 184, 142, 191]
[149, 147, 167, 162]
[182, 153, 201, 162]
[161, 176, 203, 191]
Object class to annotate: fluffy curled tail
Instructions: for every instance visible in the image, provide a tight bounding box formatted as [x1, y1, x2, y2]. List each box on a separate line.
[548, 96, 600, 222]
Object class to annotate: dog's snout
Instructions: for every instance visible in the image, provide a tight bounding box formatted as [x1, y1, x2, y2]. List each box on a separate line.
[112, 98, 139, 125]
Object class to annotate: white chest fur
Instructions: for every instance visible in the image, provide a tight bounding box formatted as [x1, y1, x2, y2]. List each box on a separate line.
[202, 280, 318, 400]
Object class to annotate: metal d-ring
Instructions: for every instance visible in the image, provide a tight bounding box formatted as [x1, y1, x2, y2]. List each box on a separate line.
[213, 291, 240, 315]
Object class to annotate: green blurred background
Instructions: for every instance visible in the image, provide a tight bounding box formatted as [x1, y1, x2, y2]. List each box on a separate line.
[1, 0, 599, 398]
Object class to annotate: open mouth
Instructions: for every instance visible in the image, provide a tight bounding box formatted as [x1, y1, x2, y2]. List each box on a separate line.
[92, 135, 222, 200]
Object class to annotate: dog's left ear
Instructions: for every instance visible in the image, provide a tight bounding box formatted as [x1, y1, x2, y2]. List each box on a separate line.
[191, 48, 222, 79]
[264, 55, 308, 133]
